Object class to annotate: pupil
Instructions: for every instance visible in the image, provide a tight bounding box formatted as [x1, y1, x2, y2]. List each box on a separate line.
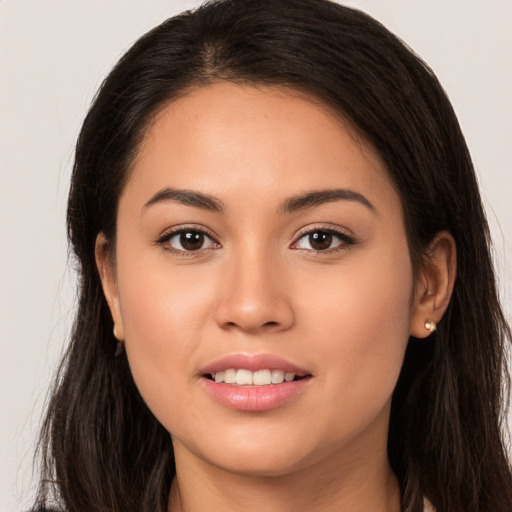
[309, 231, 332, 250]
[180, 231, 204, 250]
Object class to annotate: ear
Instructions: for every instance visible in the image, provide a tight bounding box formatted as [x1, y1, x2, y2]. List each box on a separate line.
[95, 232, 125, 340]
[410, 231, 457, 338]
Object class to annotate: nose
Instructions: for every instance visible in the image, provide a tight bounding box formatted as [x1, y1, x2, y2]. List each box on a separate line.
[213, 249, 295, 334]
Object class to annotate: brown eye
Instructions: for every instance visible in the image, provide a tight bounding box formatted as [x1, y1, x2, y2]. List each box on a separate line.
[308, 231, 332, 250]
[293, 228, 354, 252]
[167, 230, 216, 252]
[180, 231, 204, 250]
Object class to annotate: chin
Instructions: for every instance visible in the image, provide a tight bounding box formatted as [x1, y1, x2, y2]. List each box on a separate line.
[209, 449, 311, 478]
[180, 425, 332, 478]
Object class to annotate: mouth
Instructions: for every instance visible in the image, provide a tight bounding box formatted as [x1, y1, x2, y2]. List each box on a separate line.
[204, 368, 309, 386]
[200, 354, 312, 411]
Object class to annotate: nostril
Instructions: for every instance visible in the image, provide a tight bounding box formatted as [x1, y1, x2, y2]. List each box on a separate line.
[222, 320, 280, 331]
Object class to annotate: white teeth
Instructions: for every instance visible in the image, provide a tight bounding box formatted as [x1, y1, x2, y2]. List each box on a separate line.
[253, 369, 272, 385]
[210, 368, 298, 386]
[236, 369, 253, 385]
[271, 369, 285, 384]
[224, 368, 236, 384]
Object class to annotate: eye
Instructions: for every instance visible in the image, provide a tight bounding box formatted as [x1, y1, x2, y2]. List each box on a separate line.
[159, 228, 219, 253]
[292, 228, 354, 252]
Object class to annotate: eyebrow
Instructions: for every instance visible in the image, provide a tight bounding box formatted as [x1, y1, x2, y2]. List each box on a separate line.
[143, 188, 225, 213]
[143, 186, 376, 215]
[279, 188, 377, 215]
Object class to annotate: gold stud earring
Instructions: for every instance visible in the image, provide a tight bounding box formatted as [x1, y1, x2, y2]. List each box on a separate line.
[113, 324, 125, 356]
[425, 319, 437, 333]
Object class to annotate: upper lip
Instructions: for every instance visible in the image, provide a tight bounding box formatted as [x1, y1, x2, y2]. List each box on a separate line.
[200, 353, 311, 377]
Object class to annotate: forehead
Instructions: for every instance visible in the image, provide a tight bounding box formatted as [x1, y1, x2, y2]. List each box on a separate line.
[124, 82, 401, 214]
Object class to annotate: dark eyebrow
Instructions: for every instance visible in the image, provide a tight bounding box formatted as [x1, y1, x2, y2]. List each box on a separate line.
[279, 188, 377, 215]
[143, 187, 225, 213]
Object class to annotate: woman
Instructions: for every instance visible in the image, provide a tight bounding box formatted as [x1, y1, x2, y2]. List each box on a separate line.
[33, 0, 512, 511]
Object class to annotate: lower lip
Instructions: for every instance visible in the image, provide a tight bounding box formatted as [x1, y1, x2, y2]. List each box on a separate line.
[201, 377, 311, 411]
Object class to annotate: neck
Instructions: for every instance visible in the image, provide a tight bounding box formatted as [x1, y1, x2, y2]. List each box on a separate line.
[169, 461, 400, 512]
[168, 417, 401, 512]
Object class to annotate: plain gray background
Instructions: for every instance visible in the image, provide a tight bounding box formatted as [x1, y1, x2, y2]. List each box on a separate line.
[1, 1, 511, 510]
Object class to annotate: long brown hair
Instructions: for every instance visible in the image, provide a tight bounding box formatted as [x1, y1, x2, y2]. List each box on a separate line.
[35, 1, 512, 511]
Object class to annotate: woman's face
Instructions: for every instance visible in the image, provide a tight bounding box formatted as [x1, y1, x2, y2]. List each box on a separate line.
[100, 83, 425, 477]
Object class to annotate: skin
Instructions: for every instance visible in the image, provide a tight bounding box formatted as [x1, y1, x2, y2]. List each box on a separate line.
[96, 83, 456, 512]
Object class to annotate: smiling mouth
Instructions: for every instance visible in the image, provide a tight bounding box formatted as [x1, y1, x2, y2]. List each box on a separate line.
[205, 369, 309, 386]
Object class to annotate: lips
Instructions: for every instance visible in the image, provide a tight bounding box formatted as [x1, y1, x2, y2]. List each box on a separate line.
[200, 354, 312, 411]
[201, 353, 309, 377]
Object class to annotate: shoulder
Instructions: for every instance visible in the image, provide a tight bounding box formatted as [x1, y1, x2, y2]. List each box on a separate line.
[24, 509, 62, 512]
[424, 497, 435, 511]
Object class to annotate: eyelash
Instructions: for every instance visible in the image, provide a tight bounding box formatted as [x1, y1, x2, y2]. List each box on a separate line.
[155, 225, 220, 257]
[155, 224, 356, 256]
[291, 225, 357, 255]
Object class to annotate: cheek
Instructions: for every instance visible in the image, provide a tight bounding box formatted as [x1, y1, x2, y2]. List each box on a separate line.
[114, 248, 218, 419]
[299, 247, 414, 417]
